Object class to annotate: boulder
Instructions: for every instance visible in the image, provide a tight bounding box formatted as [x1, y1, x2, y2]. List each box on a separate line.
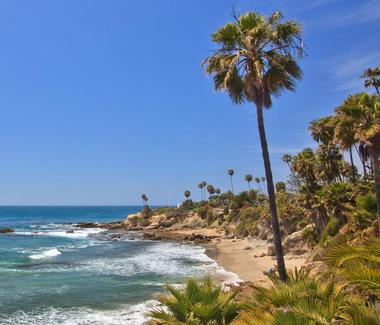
[0, 228, 14, 234]
[283, 225, 311, 255]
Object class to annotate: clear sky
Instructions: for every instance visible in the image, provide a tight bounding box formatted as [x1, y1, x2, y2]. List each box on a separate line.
[0, 0, 379, 205]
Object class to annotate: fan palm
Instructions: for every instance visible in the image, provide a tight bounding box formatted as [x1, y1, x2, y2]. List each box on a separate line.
[184, 190, 191, 200]
[198, 182, 204, 201]
[309, 116, 336, 145]
[334, 117, 357, 182]
[147, 277, 240, 325]
[203, 11, 304, 281]
[228, 169, 235, 194]
[336, 93, 380, 234]
[361, 67, 380, 94]
[245, 174, 253, 190]
[282, 153, 301, 189]
[141, 193, 148, 206]
[207, 184, 215, 199]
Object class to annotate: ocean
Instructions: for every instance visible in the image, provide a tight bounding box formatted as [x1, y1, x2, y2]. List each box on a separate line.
[0, 206, 227, 324]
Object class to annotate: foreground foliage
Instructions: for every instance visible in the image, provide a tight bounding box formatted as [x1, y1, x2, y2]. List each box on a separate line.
[147, 277, 240, 325]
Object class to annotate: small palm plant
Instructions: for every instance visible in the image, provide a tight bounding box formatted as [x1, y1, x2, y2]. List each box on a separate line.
[234, 267, 368, 325]
[324, 236, 380, 298]
[147, 277, 240, 325]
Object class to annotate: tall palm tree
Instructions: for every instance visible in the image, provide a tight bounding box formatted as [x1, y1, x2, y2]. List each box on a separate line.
[141, 193, 148, 207]
[202, 181, 207, 200]
[207, 184, 215, 199]
[336, 93, 380, 234]
[198, 182, 204, 201]
[184, 190, 191, 200]
[282, 153, 301, 189]
[255, 177, 263, 194]
[309, 116, 335, 145]
[203, 11, 304, 281]
[334, 117, 357, 182]
[361, 67, 380, 94]
[245, 174, 253, 190]
[228, 169, 235, 194]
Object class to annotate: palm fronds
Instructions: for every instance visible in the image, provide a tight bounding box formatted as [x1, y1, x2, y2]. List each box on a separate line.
[324, 236, 380, 297]
[147, 277, 240, 325]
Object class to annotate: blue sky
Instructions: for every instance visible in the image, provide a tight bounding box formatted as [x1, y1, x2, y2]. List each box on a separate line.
[0, 0, 379, 205]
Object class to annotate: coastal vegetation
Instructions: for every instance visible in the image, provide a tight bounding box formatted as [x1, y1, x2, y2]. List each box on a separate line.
[137, 9, 380, 325]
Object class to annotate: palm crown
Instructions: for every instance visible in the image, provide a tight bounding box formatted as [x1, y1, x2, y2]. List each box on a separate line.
[203, 11, 304, 109]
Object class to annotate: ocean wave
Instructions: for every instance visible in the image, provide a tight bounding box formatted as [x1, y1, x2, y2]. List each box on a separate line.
[75, 242, 215, 278]
[0, 300, 159, 325]
[29, 248, 61, 260]
[14, 227, 105, 239]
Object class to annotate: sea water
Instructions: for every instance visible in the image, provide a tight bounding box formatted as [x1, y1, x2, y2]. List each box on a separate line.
[0, 206, 223, 324]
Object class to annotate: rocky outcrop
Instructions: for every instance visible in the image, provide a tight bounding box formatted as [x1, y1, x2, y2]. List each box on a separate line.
[143, 230, 219, 243]
[283, 225, 311, 255]
[0, 228, 14, 233]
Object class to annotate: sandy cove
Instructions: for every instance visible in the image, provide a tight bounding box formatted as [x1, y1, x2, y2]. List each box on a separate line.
[204, 237, 308, 285]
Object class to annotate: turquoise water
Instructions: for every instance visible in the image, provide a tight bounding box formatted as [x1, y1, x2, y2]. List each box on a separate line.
[0, 206, 218, 324]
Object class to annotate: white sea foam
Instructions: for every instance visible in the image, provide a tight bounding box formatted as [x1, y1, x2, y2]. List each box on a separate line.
[15, 227, 105, 239]
[68, 242, 217, 277]
[0, 300, 159, 325]
[29, 248, 62, 260]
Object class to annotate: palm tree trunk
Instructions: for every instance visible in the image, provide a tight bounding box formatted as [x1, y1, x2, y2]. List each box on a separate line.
[230, 176, 234, 194]
[256, 105, 287, 281]
[248, 182, 251, 190]
[349, 147, 356, 182]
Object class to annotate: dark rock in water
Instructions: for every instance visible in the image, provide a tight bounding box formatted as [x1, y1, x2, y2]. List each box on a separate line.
[0, 228, 14, 234]
[66, 229, 74, 233]
[75, 222, 99, 228]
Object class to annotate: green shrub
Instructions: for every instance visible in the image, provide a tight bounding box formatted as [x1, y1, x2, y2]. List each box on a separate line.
[142, 205, 153, 219]
[207, 210, 215, 225]
[320, 217, 339, 244]
[197, 205, 209, 219]
[356, 192, 377, 214]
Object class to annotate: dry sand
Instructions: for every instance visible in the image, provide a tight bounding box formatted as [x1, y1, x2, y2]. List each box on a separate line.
[205, 237, 308, 285]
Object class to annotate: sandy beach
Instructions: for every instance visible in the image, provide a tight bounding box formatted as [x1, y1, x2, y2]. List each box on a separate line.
[205, 237, 308, 285]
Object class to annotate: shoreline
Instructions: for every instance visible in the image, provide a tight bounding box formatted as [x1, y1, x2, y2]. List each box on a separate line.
[203, 237, 308, 285]
[76, 222, 309, 285]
